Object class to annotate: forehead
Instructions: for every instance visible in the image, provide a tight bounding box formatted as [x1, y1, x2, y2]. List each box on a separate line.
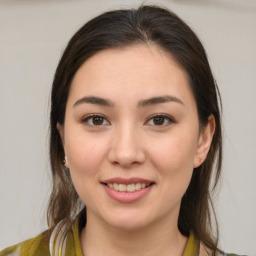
[68, 44, 194, 106]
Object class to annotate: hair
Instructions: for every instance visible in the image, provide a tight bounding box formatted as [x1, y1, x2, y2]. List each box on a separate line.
[48, 5, 222, 255]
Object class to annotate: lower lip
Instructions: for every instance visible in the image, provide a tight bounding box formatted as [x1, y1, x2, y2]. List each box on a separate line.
[103, 184, 154, 203]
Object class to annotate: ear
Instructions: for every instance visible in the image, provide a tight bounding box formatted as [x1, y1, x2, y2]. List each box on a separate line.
[193, 115, 215, 168]
[56, 123, 69, 168]
[56, 122, 65, 146]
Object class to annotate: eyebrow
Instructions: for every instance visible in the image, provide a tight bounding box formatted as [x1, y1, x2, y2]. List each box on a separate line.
[73, 95, 184, 108]
[73, 96, 115, 108]
[138, 95, 184, 107]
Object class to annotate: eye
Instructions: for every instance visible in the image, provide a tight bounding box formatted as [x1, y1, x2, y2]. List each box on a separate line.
[146, 114, 175, 126]
[82, 114, 110, 126]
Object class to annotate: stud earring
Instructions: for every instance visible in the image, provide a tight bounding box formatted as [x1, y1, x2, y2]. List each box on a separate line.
[62, 156, 67, 166]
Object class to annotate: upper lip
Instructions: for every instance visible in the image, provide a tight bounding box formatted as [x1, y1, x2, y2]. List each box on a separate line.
[101, 177, 155, 185]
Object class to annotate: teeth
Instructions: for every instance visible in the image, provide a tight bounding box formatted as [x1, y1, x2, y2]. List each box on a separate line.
[107, 183, 150, 192]
[135, 183, 141, 190]
[113, 183, 119, 190]
[127, 184, 135, 192]
[119, 184, 126, 192]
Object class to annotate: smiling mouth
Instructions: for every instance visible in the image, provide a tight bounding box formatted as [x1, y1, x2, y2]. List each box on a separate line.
[103, 183, 153, 192]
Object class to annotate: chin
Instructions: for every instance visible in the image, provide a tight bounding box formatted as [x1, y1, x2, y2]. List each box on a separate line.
[100, 209, 155, 232]
[108, 219, 150, 231]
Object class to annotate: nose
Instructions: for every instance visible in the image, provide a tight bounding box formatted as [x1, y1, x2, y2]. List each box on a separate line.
[107, 124, 146, 168]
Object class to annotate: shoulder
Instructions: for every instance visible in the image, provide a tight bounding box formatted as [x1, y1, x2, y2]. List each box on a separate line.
[200, 242, 247, 256]
[0, 213, 84, 256]
[0, 232, 50, 256]
[223, 254, 248, 256]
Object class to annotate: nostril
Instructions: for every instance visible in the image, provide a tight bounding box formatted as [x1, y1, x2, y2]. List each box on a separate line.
[107, 136, 146, 166]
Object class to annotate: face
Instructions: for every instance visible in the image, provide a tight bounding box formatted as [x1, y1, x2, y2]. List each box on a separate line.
[58, 44, 214, 231]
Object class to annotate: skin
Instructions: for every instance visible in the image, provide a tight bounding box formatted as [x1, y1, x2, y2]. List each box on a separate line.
[57, 44, 215, 256]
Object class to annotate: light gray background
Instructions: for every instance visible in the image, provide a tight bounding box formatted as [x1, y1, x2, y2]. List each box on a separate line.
[0, 0, 255, 255]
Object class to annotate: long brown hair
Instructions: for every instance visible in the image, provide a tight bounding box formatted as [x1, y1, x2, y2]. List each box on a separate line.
[48, 5, 222, 255]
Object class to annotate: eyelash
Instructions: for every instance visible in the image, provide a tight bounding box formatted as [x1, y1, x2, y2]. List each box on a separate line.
[81, 114, 110, 126]
[81, 114, 175, 127]
[145, 114, 175, 126]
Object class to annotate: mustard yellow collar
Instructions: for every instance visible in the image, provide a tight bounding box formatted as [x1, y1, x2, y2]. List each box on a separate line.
[183, 232, 199, 256]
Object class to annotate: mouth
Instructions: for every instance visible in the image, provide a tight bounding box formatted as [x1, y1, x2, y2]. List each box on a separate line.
[101, 177, 155, 203]
[102, 182, 153, 192]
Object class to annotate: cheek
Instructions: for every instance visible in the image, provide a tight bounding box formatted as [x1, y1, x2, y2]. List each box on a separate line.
[64, 131, 110, 206]
[149, 133, 197, 172]
[147, 131, 198, 192]
[65, 131, 108, 178]
[147, 134, 197, 209]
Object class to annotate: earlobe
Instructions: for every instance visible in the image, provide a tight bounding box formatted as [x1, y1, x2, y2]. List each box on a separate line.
[193, 115, 215, 168]
[57, 123, 69, 168]
[63, 155, 69, 169]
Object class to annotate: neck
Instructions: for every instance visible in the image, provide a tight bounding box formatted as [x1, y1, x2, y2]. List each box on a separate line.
[80, 211, 188, 256]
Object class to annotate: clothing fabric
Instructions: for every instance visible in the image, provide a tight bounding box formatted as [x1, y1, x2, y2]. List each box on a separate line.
[0, 215, 245, 256]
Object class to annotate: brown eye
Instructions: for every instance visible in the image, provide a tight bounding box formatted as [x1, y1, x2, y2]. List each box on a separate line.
[146, 114, 174, 126]
[153, 116, 165, 125]
[82, 114, 110, 126]
[92, 116, 104, 125]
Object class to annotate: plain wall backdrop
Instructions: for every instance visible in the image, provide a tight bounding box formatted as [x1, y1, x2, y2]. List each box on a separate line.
[0, 0, 255, 255]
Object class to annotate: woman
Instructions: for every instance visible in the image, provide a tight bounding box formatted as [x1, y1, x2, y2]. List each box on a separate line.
[0, 5, 245, 256]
